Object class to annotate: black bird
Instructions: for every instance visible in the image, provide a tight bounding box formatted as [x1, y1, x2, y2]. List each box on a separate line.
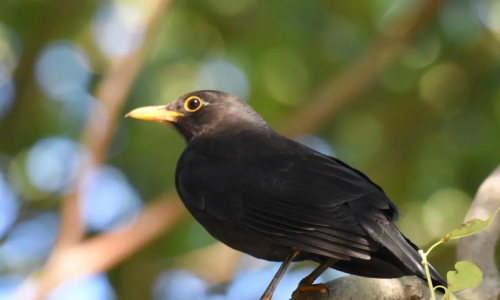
[126, 90, 446, 300]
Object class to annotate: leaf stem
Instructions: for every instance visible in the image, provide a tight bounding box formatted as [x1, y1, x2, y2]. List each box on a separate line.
[425, 240, 443, 256]
[418, 249, 437, 300]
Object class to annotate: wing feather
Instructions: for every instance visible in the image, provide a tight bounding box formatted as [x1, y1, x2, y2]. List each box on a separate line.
[176, 139, 398, 260]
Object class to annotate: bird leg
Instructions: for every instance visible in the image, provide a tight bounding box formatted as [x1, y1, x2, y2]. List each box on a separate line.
[292, 258, 337, 297]
[260, 249, 300, 300]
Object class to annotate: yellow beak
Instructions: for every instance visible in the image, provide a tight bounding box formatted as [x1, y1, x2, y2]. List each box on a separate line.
[125, 106, 184, 123]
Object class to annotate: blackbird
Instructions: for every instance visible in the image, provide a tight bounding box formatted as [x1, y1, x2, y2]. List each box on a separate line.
[126, 90, 446, 300]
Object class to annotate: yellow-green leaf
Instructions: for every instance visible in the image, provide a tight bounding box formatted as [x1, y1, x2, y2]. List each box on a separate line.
[447, 261, 483, 293]
[443, 207, 500, 241]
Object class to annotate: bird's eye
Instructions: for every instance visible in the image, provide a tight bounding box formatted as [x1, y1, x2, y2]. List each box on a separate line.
[184, 96, 203, 112]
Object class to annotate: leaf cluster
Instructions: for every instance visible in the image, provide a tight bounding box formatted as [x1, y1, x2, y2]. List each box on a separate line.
[419, 207, 500, 299]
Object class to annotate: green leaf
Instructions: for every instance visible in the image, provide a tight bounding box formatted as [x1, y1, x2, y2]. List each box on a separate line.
[443, 207, 500, 241]
[447, 261, 483, 293]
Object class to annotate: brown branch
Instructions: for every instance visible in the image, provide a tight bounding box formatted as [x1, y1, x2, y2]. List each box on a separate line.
[11, 194, 182, 300]
[52, 0, 171, 258]
[82, 0, 171, 165]
[278, 0, 448, 137]
[12, 0, 174, 299]
[457, 166, 500, 300]
[45, 195, 183, 289]
[52, 193, 85, 253]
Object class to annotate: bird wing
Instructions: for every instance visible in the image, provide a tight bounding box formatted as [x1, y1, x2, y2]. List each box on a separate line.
[176, 142, 398, 260]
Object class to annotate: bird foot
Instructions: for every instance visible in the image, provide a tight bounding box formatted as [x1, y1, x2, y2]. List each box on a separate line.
[291, 284, 328, 299]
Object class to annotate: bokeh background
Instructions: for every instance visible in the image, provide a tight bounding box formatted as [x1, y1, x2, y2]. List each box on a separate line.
[1, 0, 500, 299]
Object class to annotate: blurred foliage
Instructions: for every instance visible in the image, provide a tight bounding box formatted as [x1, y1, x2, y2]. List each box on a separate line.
[0, 0, 500, 299]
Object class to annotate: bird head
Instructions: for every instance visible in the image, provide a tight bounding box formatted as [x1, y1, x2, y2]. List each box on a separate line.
[126, 90, 268, 142]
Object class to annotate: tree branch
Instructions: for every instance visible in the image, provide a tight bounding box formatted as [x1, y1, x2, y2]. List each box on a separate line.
[42, 195, 184, 290]
[456, 166, 500, 300]
[292, 276, 432, 300]
[11, 0, 173, 299]
[51, 0, 172, 267]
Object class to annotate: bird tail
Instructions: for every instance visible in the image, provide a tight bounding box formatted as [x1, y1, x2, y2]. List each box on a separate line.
[401, 233, 447, 288]
[355, 210, 447, 288]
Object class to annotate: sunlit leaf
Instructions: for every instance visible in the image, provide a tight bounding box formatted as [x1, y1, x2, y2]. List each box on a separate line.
[443, 207, 500, 241]
[447, 261, 482, 293]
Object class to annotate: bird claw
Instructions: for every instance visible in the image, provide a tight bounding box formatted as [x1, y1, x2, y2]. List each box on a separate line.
[297, 277, 314, 287]
[292, 284, 328, 299]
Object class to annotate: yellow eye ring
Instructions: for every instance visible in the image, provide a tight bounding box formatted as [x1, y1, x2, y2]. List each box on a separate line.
[184, 96, 203, 112]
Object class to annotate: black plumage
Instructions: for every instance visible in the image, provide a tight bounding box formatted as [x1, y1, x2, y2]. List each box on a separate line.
[126, 90, 446, 300]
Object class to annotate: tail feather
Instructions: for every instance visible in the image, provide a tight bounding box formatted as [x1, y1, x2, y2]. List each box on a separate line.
[355, 209, 447, 287]
[402, 234, 447, 287]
